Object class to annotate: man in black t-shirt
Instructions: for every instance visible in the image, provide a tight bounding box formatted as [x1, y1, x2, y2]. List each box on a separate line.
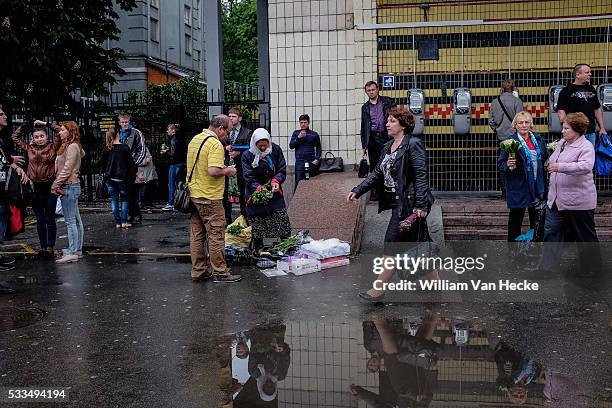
[557, 64, 607, 145]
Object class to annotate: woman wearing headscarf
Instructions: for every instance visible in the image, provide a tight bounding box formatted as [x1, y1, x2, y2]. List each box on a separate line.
[498, 111, 548, 241]
[241, 128, 291, 249]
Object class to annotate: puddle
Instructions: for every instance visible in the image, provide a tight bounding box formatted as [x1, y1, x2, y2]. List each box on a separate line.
[0, 306, 48, 331]
[217, 316, 612, 406]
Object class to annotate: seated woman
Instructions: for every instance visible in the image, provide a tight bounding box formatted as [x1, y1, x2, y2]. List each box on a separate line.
[497, 111, 548, 242]
[241, 128, 291, 249]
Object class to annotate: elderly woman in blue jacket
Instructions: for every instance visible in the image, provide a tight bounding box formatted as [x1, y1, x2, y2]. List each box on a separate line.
[242, 128, 291, 249]
[498, 111, 548, 241]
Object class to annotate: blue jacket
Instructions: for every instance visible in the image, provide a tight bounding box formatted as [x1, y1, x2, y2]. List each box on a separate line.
[498, 132, 548, 209]
[289, 129, 321, 162]
[241, 143, 287, 217]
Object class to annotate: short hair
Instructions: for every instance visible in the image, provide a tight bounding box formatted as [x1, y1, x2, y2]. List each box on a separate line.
[209, 115, 229, 130]
[228, 107, 242, 117]
[299, 114, 310, 122]
[501, 79, 515, 93]
[387, 106, 415, 134]
[167, 123, 180, 131]
[364, 81, 378, 90]
[564, 112, 589, 135]
[573, 64, 591, 78]
[511, 111, 533, 130]
[32, 126, 47, 135]
[118, 112, 131, 120]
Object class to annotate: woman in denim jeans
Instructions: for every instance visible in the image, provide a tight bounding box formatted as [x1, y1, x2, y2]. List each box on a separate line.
[102, 127, 136, 228]
[51, 121, 85, 264]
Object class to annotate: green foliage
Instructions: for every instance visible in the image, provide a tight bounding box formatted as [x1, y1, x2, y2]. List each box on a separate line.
[222, 0, 258, 85]
[125, 75, 207, 129]
[0, 0, 137, 111]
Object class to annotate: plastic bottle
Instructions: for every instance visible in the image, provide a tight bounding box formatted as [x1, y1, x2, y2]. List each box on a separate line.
[304, 162, 310, 180]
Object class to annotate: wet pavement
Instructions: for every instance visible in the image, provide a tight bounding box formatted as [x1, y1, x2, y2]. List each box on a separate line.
[0, 206, 611, 407]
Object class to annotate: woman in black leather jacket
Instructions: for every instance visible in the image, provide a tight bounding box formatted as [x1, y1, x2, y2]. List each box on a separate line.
[348, 106, 433, 302]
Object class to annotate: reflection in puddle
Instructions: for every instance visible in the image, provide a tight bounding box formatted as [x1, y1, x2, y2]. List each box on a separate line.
[219, 314, 609, 407]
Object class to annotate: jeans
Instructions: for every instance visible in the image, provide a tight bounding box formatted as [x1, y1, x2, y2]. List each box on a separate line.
[127, 181, 140, 219]
[107, 180, 129, 224]
[585, 132, 596, 146]
[0, 204, 7, 246]
[60, 184, 84, 254]
[32, 186, 58, 249]
[167, 163, 186, 205]
[294, 159, 320, 191]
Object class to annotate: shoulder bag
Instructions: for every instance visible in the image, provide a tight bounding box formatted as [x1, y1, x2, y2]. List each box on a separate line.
[173, 136, 213, 213]
[319, 152, 344, 173]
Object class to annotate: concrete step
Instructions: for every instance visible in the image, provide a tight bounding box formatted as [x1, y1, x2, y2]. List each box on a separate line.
[443, 214, 612, 227]
[444, 227, 612, 241]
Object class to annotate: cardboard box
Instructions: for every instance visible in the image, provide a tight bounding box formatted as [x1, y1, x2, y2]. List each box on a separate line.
[319, 256, 350, 270]
[277, 258, 321, 275]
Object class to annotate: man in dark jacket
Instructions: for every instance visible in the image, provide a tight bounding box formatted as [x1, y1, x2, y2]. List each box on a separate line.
[361, 81, 395, 199]
[118, 113, 146, 223]
[225, 107, 252, 218]
[161, 123, 187, 212]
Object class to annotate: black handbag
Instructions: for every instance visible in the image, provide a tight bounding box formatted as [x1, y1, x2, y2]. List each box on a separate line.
[173, 135, 213, 213]
[0, 166, 24, 200]
[357, 155, 369, 178]
[319, 152, 344, 173]
[96, 180, 109, 199]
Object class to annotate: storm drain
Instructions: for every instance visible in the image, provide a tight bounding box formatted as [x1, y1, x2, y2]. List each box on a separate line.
[0, 306, 47, 331]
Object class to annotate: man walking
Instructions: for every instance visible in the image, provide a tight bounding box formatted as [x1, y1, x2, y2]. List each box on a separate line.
[360, 81, 394, 200]
[489, 79, 524, 141]
[188, 115, 241, 283]
[118, 113, 146, 223]
[290, 114, 321, 189]
[557, 64, 607, 146]
[225, 107, 252, 218]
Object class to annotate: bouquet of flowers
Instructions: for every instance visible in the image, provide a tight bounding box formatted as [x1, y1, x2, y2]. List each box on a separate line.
[251, 183, 273, 205]
[544, 140, 559, 170]
[500, 139, 520, 170]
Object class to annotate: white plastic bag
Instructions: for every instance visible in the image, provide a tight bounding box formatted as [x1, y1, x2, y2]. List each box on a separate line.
[298, 238, 350, 259]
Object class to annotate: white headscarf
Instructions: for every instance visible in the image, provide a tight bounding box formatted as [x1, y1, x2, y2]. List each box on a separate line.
[250, 128, 273, 168]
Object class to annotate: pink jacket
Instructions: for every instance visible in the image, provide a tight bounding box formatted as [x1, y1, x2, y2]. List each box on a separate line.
[547, 135, 596, 210]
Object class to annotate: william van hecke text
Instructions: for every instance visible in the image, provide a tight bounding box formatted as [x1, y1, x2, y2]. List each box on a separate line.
[373, 279, 539, 292]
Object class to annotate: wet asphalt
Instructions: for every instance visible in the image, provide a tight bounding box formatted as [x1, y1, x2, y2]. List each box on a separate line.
[0, 205, 610, 407]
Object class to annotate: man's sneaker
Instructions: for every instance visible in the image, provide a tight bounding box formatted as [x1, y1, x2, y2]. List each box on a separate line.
[161, 204, 175, 212]
[213, 274, 242, 283]
[0, 256, 16, 266]
[0, 264, 15, 272]
[56, 254, 79, 264]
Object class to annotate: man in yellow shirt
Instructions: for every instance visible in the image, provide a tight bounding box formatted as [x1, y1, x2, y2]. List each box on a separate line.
[188, 115, 240, 283]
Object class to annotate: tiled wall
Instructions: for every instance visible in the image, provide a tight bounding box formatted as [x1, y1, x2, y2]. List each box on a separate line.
[268, 0, 378, 166]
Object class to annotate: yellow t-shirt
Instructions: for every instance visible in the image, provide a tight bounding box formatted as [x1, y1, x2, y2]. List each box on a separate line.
[186, 129, 226, 200]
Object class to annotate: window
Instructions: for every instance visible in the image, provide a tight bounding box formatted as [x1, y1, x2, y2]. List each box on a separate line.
[184, 5, 192, 26]
[150, 18, 159, 42]
[185, 33, 192, 55]
[151, 0, 158, 8]
[194, 0, 200, 10]
[194, 50, 201, 61]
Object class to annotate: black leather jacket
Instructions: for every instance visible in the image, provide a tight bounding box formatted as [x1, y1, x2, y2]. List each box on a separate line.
[352, 134, 431, 220]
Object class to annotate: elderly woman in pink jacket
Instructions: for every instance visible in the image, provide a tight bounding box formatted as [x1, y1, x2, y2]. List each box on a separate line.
[544, 112, 600, 273]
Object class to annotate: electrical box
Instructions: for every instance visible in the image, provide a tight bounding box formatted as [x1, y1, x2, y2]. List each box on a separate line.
[408, 88, 425, 136]
[453, 88, 471, 135]
[548, 85, 564, 133]
[597, 84, 612, 132]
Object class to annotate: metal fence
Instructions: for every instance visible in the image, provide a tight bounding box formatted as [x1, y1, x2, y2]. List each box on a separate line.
[9, 96, 270, 202]
[375, 0, 612, 192]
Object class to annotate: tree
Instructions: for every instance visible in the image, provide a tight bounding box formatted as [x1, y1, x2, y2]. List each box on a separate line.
[222, 0, 258, 86]
[0, 0, 136, 111]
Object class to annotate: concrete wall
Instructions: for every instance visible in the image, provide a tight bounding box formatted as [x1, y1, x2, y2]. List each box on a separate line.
[267, 0, 378, 166]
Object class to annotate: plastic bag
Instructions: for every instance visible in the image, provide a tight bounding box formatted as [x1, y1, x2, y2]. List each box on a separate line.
[225, 215, 252, 248]
[298, 238, 350, 259]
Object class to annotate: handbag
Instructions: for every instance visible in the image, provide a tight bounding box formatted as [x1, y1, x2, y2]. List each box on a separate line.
[595, 133, 612, 176]
[173, 135, 213, 213]
[96, 180, 109, 199]
[357, 155, 369, 178]
[0, 166, 26, 200]
[319, 152, 344, 173]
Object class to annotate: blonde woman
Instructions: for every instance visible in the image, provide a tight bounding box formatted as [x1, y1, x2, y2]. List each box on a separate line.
[497, 111, 548, 241]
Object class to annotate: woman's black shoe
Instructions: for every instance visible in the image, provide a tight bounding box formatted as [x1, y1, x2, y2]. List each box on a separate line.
[358, 291, 385, 303]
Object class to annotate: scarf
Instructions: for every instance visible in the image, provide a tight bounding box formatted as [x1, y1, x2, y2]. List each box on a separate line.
[249, 128, 273, 168]
[517, 131, 542, 190]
